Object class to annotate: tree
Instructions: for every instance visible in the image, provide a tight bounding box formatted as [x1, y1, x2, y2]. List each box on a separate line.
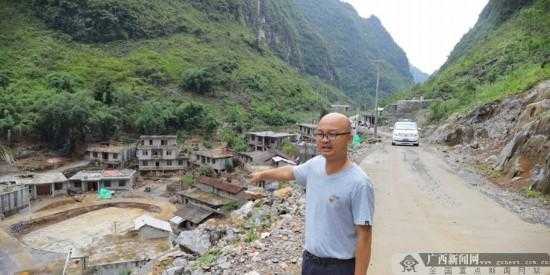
[0, 72, 9, 89]
[34, 94, 93, 150]
[47, 72, 80, 93]
[93, 77, 115, 104]
[180, 68, 216, 94]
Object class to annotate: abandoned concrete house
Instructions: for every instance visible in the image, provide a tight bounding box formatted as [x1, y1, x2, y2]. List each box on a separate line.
[86, 142, 136, 168]
[195, 176, 246, 201]
[191, 148, 234, 173]
[330, 104, 351, 114]
[171, 203, 219, 230]
[246, 131, 296, 151]
[134, 214, 173, 240]
[0, 184, 28, 217]
[178, 187, 233, 212]
[69, 169, 137, 192]
[0, 172, 68, 199]
[137, 135, 188, 173]
[297, 123, 317, 143]
[235, 150, 275, 166]
[271, 156, 297, 167]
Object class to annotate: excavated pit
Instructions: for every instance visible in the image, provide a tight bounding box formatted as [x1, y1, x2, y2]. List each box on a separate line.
[10, 202, 161, 236]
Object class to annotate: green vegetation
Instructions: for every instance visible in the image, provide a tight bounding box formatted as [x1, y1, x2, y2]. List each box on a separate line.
[390, 0, 549, 122]
[281, 141, 299, 158]
[244, 227, 258, 243]
[294, 0, 414, 103]
[0, 0, 350, 151]
[181, 175, 194, 187]
[194, 248, 222, 269]
[520, 186, 550, 203]
[221, 200, 241, 213]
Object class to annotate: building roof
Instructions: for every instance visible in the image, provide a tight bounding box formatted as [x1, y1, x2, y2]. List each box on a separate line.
[69, 169, 136, 181]
[179, 189, 233, 207]
[0, 183, 26, 195]
[134, 215, 172, 232]
[272, 156, 297, 166]
[174, 203, 216, 224]
[86, 143, 130, 153]
[194, 148, 233, 159]
[0, 172, 67, 185]
[330, 104, 350, 107]
[139, 135, 177, 139]
[197, 176, 244, 194]
[169, 216, 184, 225]
[238, 151, 274, 164]
[246, 131, 295, 138]
[297, 123, 317, 129]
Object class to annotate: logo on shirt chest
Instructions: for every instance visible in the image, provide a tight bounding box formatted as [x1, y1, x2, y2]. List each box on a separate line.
[328, 195, 340, 203]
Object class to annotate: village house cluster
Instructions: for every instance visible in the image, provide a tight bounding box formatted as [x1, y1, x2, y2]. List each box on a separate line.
[0, 120, 320, 223]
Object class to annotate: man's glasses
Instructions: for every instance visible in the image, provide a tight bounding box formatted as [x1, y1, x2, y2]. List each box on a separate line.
[314, 131, 351, 141]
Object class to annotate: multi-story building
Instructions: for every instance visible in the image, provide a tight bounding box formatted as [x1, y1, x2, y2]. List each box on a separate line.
[246, 131, 296, 151]
[137, 135, 188, 173]
[86, 142, 135, 168]
[191, 148, 234, 173]
[330, 104, 351, 114]
[297, 123, 317, 143]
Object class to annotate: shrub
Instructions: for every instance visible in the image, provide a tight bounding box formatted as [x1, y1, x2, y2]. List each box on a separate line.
[0, 72, 10, 89]
[180, 68, 216, 94]
[135, 66, 170, 86]
[47, 72, 80, 93]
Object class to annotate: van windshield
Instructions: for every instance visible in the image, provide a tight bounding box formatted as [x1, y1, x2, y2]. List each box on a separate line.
[395, 123, 417, 130]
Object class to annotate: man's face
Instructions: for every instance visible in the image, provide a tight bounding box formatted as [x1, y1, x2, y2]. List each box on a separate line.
[315, 122, 351, 160]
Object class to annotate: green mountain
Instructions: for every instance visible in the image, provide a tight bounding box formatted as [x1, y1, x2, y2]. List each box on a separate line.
[409, 65, 429, 84]
[0, 0, 412, 152]
[399, 0, 549, 121]
[292, 0, 413, 103]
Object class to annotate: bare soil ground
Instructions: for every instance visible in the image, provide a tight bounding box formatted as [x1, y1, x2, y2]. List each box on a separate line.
[363, 137, 550, 274]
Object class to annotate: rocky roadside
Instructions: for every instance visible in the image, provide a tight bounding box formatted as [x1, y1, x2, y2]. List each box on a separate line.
[158, 188, 306, 275]
[425, 81, 550, 226]
[156, 142, 373, 275]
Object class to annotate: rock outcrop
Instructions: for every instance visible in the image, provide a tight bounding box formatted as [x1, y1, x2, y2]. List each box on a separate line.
[429, 81, 550, 194]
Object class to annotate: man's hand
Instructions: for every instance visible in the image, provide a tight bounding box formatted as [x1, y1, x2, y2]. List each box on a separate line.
[250, 171, 264, 183]
[248, 166, 295, 183]
[355, 225, 372, 275]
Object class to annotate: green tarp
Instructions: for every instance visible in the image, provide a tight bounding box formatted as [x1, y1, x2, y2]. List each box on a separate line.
[98, 188, 113, 199]
[352, 134, 363, 145]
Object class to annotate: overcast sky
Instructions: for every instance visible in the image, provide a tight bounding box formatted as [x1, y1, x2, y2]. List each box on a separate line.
[343, 0, 489, 74]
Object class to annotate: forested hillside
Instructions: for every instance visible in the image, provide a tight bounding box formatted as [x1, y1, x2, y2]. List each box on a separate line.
[396, 0, 549, 121]
[0, 0, 413, 152]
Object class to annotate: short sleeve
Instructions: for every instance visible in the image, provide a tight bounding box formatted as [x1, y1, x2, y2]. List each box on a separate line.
[293, 157, 316, 187]
[351, 179, 375, 226]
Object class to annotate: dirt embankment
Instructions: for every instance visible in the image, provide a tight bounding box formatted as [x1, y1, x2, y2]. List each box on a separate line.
[428, 80, 550, 194]
[10, 202, 161, 236]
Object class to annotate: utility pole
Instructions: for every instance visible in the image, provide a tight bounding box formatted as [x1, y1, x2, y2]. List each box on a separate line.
[373, 62, 380, 138]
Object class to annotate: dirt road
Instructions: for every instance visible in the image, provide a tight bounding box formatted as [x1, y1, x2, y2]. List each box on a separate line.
[360, 140, 550, 274]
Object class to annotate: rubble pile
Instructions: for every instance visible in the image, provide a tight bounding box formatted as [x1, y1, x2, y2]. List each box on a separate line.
[163, 188, 306, 275]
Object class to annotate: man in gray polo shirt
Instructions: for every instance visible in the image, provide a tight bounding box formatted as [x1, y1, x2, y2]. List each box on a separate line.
[251, 113, 375, 275]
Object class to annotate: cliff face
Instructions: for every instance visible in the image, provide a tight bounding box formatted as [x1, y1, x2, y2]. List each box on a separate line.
[292, 0, 414, 102]
[243, 0, 414, 103]
[242, 0, 337, 82]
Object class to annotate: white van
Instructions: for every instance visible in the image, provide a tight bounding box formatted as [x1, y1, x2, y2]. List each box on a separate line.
[391, 121, 419, 146]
